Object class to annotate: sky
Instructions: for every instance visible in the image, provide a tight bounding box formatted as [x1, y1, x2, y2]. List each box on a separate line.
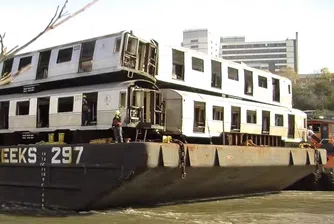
[0, 0, 333, 74]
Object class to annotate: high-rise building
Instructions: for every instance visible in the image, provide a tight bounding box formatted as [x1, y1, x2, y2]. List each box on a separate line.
[181, 29, 220, 58]
[181, 29, 299, 73]
[220, 33, 299, 73]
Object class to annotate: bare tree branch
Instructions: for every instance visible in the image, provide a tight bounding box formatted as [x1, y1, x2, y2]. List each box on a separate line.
[0, 0, 99, 63]
[50, 0, 99, 30]
[5, 45, 19, 56]
[0, 64, 32, 84]
[0, 32, 6, 56]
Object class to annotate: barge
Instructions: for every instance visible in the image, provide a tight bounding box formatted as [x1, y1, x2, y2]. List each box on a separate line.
[0, 142, 326, 210]
[0, 30, 326, 211]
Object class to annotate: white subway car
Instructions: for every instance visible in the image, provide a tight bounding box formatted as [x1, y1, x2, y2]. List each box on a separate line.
[0, 80, 164, 145]
[156, 45, 292, 109]
[0, 30, 158, 92]
[161, 88, 306, 146]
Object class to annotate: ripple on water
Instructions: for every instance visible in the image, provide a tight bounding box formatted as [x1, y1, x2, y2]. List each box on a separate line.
[0, 191, 334, 224]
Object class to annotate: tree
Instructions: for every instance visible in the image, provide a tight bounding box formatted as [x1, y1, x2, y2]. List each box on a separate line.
[0, 0, 99, 64]
[313, 78, 332, 110]
[319, 67, 333, 81]
[291, 67, 334, 112]
[276, 67, 299, 84]
[292, 82, 318, 110]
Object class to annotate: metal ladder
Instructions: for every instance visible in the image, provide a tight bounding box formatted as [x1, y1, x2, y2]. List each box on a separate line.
[135, 128, 148, 142]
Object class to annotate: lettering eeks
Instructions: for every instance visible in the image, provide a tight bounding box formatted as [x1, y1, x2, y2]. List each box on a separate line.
[1, 147, 37, 164]
[0, 146, 84, 164]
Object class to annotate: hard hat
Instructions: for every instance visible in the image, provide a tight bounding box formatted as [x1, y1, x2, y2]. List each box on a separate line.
[115, 110, 120, 116]
[83, 95, 87, 98]
[308, 125, 312, 129]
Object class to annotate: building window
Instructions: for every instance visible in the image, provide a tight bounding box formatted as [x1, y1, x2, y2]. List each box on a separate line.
[193, 101, 206, 133]
[222, 48, 287, 55]
[275, 114, 284, 126]
[211, 60, 222, 89]
[258, 75, 268, 88]
[190, 39, 198, 43]
[58, 96, 74, 113]
[172, 49, 185, 80]
[192, 57, 204, 72]
[18, 56, 32, 70]
[213, 106, 224, 120]
[190, 45, 198, 49]
[222, 54, 287, 60]
[246, 110, 256, 124]
[288, 84, 291, 94]
[57, 47, 73, 63]
[119, 92, 126, 108]
[16, 101, 30, 116]
[228, 67, 239, 81]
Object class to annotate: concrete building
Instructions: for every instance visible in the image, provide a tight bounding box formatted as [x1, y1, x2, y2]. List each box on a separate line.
[181, 29, 220, 58]
[220, 33, 299, 73]
[181, 29, 299, 73]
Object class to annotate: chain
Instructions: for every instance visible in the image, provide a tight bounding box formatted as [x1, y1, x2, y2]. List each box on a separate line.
[172, 139, 187, 179]
[310, 142, 321, 171]
[314, 148, 320, 171]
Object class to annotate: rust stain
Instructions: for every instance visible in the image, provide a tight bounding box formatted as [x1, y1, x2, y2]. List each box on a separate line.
[226, 155, 234, 160]
[187, 144, 196, 151]
[325, 156, 334, 168]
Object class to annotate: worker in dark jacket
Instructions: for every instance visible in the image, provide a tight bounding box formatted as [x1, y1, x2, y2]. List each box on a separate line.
[112, 110, 123, 143]
[82, 95, 90, 126]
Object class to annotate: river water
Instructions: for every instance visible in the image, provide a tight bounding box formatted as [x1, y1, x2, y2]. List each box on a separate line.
[0, 191, 333, 224]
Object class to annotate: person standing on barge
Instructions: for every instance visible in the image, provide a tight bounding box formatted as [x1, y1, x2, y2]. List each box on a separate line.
[112, 110, 123, 143]
[307, 125, 315, 144]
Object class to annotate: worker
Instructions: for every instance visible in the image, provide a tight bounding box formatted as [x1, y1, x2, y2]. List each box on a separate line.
[306, 125, 315, 143]
[112, 110, 123, 143]
[82, 95, 90, 126]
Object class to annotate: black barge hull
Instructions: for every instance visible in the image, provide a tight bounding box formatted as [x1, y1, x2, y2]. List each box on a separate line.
[286, 152, 334, 191]
[0, 143, 327, 211]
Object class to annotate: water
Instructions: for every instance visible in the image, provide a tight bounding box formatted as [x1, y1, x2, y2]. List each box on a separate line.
[0, 191, 333, 224]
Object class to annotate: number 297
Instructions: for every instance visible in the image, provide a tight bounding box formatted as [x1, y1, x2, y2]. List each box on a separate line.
[51, 146, 83, 164]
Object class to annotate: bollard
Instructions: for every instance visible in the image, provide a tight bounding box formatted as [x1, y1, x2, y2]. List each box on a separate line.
[48, 133, 54, 143]
[58, 133, 65, 143]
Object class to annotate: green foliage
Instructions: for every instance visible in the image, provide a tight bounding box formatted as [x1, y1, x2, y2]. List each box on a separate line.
[320, 67, 332, 80]
[292, 83, 318, 110]
[292, 67, 334, 111]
